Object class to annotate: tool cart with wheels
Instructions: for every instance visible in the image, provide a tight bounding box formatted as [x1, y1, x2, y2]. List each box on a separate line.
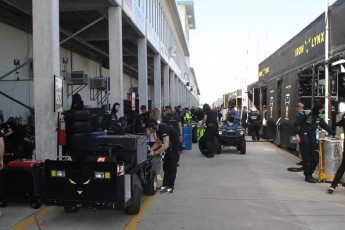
[44, 134, 157, 215]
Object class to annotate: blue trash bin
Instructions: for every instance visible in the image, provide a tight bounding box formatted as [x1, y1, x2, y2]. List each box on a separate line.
[183, 127, 192, 150]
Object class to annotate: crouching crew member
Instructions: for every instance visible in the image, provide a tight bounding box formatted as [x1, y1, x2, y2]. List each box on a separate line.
[200, 104, 218, 157]
[147, 118, 180, 194]
[294, 103, 339, 183]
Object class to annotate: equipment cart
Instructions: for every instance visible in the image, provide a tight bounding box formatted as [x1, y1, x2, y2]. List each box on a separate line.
[44, 134, 157, 214]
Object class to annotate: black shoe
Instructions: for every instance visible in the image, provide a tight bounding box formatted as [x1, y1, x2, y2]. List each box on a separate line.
[305, 177, 317, 183]
[327, 186, 336, 194]
[160, 186, 173, 194]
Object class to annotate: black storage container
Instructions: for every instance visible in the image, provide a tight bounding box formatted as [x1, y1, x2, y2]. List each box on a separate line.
[69, 134, 147, 166]
[2, 159, 44, 209]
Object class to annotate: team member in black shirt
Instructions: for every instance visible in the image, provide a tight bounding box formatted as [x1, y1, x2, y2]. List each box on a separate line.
[294, 103, 338, 183]
[147, 118, 180, 194]
[200, 104, 218, 158]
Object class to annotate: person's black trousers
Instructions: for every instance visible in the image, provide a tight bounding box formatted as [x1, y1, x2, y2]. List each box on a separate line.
[203, 125, 218, 154]
[331, 141, 345, 187]
[162, 150, 179, 189]
[299, 134, 318, 178]
[249, 125, 260, 140]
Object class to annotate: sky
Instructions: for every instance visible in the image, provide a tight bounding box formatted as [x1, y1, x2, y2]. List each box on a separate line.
[189, 0, 337, 105]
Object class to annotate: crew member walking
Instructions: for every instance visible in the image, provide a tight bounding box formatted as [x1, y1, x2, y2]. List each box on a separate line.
[248, 107, 262, 141]
[200, 104, 218, 158]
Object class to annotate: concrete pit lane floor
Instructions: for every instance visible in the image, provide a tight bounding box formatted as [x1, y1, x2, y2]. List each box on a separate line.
[2, 138, 345, 230]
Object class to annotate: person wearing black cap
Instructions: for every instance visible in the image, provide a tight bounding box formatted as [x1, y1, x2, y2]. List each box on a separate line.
[200, 103, 218, 158]
[294, 102, 339, 183]
[146, 118, 180, 194]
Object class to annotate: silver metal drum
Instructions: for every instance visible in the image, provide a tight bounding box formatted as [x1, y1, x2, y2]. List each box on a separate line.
[323, 137, 343, 180]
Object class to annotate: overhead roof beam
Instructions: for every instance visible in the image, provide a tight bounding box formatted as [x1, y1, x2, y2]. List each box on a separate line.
[60, 15, 105, 45]
[60, 27, 109, 57]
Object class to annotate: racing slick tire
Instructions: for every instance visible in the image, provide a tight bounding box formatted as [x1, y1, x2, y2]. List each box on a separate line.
[64, 110, 89, 122]
[143, 172, 157, 196]
[125, 185, 141, 215]
[214, 137, 222, 154]
[239, 139, 246, 155]
[198, 136, 215, 158]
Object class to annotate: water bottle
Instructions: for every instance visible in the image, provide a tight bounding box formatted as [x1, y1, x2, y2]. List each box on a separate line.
[32, 149, 36, 161]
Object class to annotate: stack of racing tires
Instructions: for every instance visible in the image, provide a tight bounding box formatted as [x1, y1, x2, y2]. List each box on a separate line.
[63, 110, 90, 160]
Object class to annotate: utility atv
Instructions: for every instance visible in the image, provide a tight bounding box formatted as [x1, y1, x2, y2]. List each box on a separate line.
[215, 121, 246, 155]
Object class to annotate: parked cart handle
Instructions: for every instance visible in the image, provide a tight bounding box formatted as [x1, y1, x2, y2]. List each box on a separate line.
[56, 156, 72, 161]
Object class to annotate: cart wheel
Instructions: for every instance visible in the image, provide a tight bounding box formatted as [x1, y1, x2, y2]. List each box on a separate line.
[143, 172, 157, 195]
[240, 139, 246, 155]
[0, 200, 8, 208]
[125, 185, 141, 215]
[30, 198, 41, 209]
[64, 205, 79, 213]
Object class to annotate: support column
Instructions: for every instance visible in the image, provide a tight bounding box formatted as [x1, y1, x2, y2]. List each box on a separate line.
[153, 54, 161, 109]
[183, 86, 187, 107]
[170, 71, 175, 107]
[109, 6, 123, 115]
[175, 76, 181, 106]
[138, 38, 148, 108]
[163, 64, 170, 107]
[32, 0, 59, 160]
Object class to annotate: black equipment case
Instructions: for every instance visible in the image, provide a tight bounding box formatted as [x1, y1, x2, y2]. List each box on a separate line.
[45, 135, 156, 215]
[2, 159, 44, 209]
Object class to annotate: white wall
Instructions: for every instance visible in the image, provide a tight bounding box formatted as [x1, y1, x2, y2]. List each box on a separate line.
[0, 22, 33, 121]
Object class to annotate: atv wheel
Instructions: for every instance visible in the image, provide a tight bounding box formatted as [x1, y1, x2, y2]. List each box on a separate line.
[214, 137, 222, 154]
[240, 139, 246, 155]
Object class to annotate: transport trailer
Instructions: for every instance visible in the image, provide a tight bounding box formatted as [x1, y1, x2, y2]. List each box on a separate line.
[249, 0, 345, 150]
[44, 134, 157, 214]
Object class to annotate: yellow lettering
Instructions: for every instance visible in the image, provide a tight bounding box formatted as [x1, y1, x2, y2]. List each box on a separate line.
[259, 67, 269, 77]
[311, 32, 325, 48]
[295, 44, 304, 57]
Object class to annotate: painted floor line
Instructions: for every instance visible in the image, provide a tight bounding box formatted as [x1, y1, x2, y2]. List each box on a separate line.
[10, 206, 57, 230]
